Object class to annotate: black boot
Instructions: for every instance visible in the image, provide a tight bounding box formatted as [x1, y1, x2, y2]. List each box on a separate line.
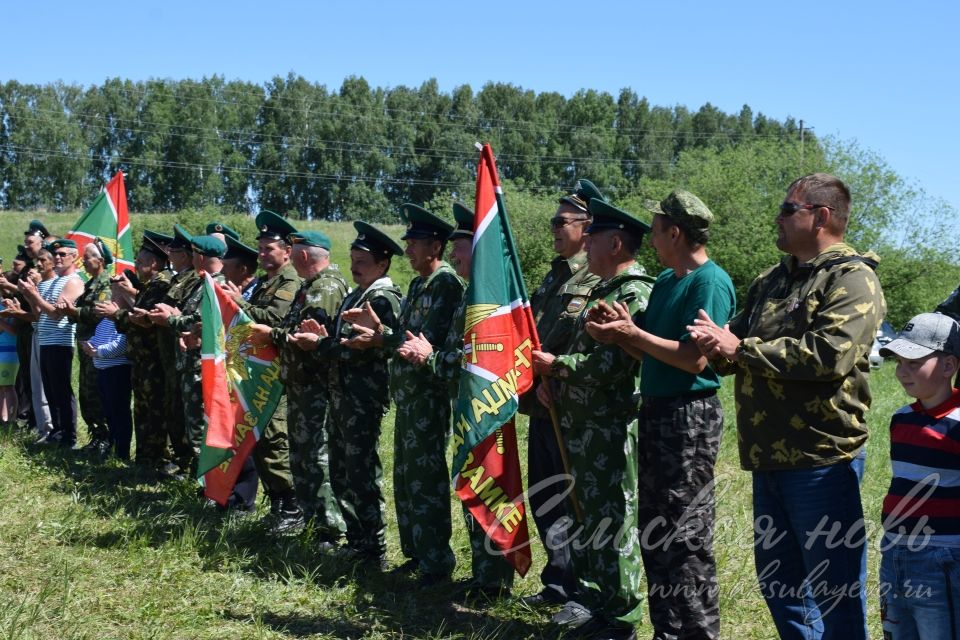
[270, 493, 305, 535]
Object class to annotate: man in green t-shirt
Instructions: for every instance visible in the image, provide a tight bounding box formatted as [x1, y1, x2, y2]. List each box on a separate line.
[586, 190, 734, 640]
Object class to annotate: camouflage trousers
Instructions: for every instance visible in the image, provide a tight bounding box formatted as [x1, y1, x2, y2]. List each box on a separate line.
[179, 365, 204, 468]
[464, 507, 515, 588]
[160, 343, 189, 468]
[252, 394, 296, 498]
[391, 378, 455, 576]
[287, 383, 345, 538]
[637, 393, 723, 640]
[77, 349, 108, 441]
[565, 410, 644, 626]
[328, 384, 386, 555]
[131, 356, 168, 466]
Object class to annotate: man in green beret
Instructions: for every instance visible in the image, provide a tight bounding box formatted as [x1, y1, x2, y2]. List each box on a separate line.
[519, 178, 603, 609]
[289, 222, 403, 566]
[532, 198, 655, 640]
[206, 222, 241, 244]
[150, 235, 227, 464]
[234, 211, 304, 531]
[398, 203, 515, 599]
[586, 189, 735, 640]
[249, 229, 347, 537]
[100, 232, 173, 471]
[341, 203, 465, 585]
[61, 238, 114, 453]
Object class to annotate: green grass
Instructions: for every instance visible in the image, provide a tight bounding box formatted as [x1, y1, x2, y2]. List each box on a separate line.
[0, 362, 908, 639]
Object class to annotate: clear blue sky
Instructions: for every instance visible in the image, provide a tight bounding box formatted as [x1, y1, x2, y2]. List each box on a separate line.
[7, 0, 959, 212]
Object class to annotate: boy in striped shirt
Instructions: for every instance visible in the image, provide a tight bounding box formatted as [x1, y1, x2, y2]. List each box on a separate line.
[878, 312, 960, 639]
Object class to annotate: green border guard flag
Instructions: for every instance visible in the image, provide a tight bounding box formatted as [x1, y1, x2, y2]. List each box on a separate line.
[66, 172, 134, 275]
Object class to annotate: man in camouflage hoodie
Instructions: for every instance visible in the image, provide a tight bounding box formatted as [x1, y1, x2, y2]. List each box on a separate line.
[533, 198, 654, 640]
[690, 173, 885, 640]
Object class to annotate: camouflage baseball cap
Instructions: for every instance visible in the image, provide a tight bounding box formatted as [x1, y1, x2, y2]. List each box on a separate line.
[646, 189, 714, 229]
[880, 313, 960, 359]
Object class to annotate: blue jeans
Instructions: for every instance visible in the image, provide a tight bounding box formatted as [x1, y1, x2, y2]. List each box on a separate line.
[880, 544, 960, 640]
[752, 454, 868, 640]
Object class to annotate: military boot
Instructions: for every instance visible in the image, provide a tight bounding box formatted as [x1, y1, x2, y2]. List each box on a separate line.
[271, 492, 305, 535]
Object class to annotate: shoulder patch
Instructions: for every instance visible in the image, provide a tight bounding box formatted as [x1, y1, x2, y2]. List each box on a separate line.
[566, 296, 588, 314]
[275, 289, 295, 301]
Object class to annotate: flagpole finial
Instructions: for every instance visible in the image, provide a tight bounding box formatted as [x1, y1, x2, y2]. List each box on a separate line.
[474, 142, 483, 151]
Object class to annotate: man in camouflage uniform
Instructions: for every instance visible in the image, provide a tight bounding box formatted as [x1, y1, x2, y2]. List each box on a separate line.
[689, 173, 885, 640]
[152, 235, 227, 465]
[341, 204, 464, 585]
[587, 190, 735, 640]
[292, 222, 402, 567]
[533, 198, 654, 640]
[105, 233, 172, 471]
[399, 203, 515, 600]
[251, 229, 347, 538]
[237, 211, 304, 532]
[519, 179, 603, 609]
[65, 238, 112, 451]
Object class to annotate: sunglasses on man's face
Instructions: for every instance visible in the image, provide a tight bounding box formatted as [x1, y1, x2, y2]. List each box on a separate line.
[54, 252, 73, 258]
[778, 202, 836, 217]
[550, 216, 588, 229]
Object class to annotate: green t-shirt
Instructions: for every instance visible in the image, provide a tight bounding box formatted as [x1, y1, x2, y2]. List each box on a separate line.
[639, 260, 735, 397]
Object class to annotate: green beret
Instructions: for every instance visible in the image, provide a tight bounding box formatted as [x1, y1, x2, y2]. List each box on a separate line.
[255, 210, 298, 242]
[206, 221, 240, 240]
[646, 189, 714, 229]
[448, 202, 475, 241]
[25, 219, 50, 239]
[170, 224, 193, 250]
[289, 230, 332, 250]
[586, 199, 651, 236]
[190, 235, 227, 258]
[92, 237, 114, 266]
[351, 221, 403, 257]
[399, 203, 453, 240]
[224, 235, 258, 263]
[49, 238, 77, 251]
[560, 179, 605, 212]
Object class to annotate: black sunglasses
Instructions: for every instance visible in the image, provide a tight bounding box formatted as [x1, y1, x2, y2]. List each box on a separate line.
[550, 216, 589, 229]
[778, 202, 836, 217]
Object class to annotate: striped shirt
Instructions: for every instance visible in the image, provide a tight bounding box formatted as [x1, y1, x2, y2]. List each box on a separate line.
[37, 273, 82, 347]
[882, 388, 960, 549]
[89, 318, 129, 369]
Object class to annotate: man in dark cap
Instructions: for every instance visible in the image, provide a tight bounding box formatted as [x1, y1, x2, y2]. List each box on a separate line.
[61, 238, 113, 453]
[291, 222, 403, 567]
[398, 202, 515, 600]
[102, 232, 173, 471]
[586, 189, 735, 640]
[237, 211, 304, 531]
[221, 236, 260, 301]
[532, 198, 655, 640]
[23, 220, 50, 260]
[519, 178, 603, 609]
[341, 203, 465, 585]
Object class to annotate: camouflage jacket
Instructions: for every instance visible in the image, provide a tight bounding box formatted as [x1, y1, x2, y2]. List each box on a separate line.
[115, 270, 172, 364]
[521, 251, 600, 417]
[169, 271, 225, 372]
[936, 285, 960, 321]
[384, 262, 465, 395]
[714, 243, 886, 471]
[271, 264, 348, 384]
[241, 262, 301, 326]
[551, 262, 654, 424]
[74, 271, 112, 341]
[316, 276, 403, 404]
[426, 294, 467, 400]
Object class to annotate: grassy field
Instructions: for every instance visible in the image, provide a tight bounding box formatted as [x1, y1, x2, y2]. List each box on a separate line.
[0, 211, 909, 638]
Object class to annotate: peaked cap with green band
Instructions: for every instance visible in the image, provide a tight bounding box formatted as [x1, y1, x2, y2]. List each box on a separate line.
[289, 230, 332, 250]
[399, 203, 453, 240]
[93, 237, 114, 265]
[224, 235, 258, 262]
[205, 221, 241, 240]
[25, 219, 50, 239]
[448, 202, 475, 241]
[143, 229, 174, 246]
[352, 221, 403, 257]
[255, 210, 298, 241]
[586, 198, 651, 235]
[645, 189, 714, 229]
[190, 235, 227, 258]
[140, 235, 169, 259]
[170, 224, 194, 250]
[560, 178, 605, 212]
